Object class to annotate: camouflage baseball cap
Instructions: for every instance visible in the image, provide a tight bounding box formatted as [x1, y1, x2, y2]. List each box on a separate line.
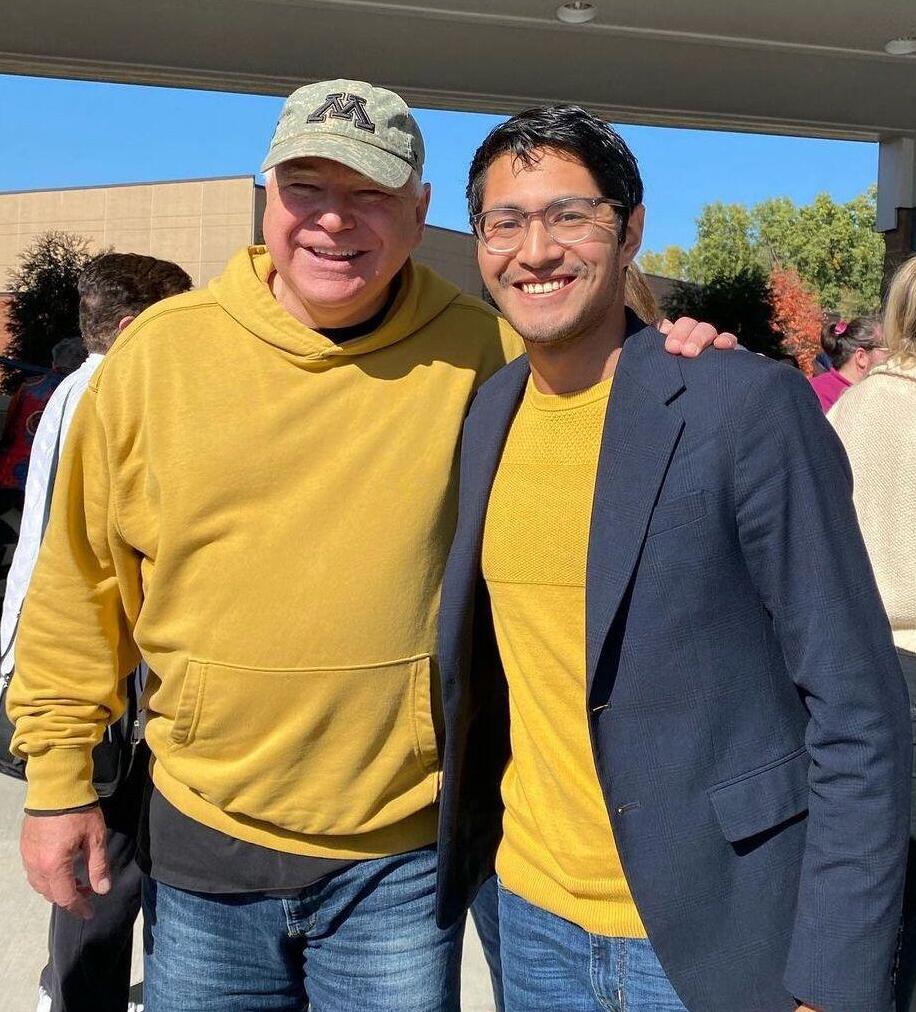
[261, 79, 425, 189]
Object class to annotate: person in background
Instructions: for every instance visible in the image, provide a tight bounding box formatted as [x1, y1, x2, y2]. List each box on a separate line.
[0, 339, 84, 601]
[623, 263, 660, 324]
[828, 254, 916, 1012]
[1, 253, 192, 1012]
[0, 339, 84, 501]
[809, 315, 887, 412]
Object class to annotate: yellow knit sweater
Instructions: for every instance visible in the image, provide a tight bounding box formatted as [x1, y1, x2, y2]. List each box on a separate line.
[483, 375, 646, 937]
[9, 246, 521, 858]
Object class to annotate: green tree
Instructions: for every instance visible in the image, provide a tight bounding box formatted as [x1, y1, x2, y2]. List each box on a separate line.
[663, 266, 779, 357]
[685, 203, 757, 283]
[639, 245, 690, 281]
[753, 188, 883, 314]
[752, 196, 797, 268]
[641, 188, 884, 315]
[3, 231, 96, 392]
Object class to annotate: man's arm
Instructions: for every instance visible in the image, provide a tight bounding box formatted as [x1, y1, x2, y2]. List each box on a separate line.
[732, 363, 910, 1012]
[6, 386, 142, 918]
[497, 314, 738, 363]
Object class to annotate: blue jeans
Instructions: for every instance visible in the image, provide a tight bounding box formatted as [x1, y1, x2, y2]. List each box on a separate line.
[498, 882, 687, 1012]
[471, 875, 505, 1012]
[142, 846, 462, 1012]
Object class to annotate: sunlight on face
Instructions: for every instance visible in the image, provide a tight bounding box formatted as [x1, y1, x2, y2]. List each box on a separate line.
[263, 157, 430, 330]
[477, 148, 642, 348]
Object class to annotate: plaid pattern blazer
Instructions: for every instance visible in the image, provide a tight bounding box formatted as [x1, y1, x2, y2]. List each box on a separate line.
[435, 320, 910, 1012]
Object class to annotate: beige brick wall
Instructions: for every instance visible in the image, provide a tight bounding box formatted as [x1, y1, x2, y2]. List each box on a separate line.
[415, 226, 482, 296]
[0, 178, 483, 298]
[0, 177, 262, 290]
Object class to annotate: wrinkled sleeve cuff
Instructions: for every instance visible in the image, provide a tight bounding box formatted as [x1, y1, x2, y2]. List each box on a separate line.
[23, 747, 99, 811]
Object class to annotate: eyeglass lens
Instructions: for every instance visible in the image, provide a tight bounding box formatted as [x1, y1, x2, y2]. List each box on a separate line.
[476, 197, 614, 252]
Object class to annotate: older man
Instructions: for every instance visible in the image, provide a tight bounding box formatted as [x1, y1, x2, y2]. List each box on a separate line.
[9, 81, 727, 1010]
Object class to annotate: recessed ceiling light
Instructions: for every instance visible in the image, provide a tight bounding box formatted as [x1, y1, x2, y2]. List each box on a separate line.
[556, 2, 597, 25]
[885, 37, 916, 55]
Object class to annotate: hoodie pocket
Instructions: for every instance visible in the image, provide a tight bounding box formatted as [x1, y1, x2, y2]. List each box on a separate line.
[167, 654, 439, 837]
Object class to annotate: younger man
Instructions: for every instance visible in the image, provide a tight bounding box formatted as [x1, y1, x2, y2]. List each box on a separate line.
[436, 106, 910, 1012]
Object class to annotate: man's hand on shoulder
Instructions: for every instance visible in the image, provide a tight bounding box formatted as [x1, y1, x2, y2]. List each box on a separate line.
[660, 316, 738, 357]
[20, 806, 110, 920]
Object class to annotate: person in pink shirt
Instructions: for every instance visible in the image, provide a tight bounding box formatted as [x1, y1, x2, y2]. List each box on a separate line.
[809, 315, 887, 412]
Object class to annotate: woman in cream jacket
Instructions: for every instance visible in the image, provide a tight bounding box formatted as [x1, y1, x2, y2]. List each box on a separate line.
[829, 253, 916, 1012]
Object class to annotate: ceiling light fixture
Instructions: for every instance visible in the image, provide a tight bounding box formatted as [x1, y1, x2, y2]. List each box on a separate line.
[556, 2, 597, 25]
[885, 37, 916, 55]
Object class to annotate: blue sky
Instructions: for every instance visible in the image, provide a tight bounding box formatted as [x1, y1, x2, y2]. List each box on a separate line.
[0, 74, 879, 256]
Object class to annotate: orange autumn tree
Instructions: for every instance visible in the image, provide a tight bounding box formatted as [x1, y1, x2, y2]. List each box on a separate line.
[768, 266, 823, 376]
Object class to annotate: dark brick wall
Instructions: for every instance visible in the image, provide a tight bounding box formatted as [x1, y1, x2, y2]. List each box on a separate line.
[884, 207, 916, 287]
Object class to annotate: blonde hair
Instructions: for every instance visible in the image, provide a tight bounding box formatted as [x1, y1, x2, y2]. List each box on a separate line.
[883, 255, 916, 368]
[625, 263, 660, 324]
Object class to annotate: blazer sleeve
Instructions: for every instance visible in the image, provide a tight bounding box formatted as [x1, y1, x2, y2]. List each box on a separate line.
[732, 363, 910, 1012]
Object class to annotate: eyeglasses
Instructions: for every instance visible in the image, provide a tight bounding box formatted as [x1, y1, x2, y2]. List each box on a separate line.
[471, 196, 626, 254]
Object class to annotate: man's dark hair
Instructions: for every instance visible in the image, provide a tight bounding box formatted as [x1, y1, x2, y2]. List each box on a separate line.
[78, 253, 192, 354]
[467, 105, 644, 236]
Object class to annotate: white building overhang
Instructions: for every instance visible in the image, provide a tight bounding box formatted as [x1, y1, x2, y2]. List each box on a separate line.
[2, 1, 915, 142]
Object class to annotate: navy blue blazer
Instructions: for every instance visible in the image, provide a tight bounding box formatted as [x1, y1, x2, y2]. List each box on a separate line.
[435, 322, 910, 1012]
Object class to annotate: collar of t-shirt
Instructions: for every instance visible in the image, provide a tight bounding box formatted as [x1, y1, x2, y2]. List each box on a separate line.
[318, 277, 401, 344]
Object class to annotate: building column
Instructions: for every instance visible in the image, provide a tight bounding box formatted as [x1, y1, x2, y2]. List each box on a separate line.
[877, 137, 916, 284]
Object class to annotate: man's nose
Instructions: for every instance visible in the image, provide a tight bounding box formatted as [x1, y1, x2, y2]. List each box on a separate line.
[517, 219, 564, 268]
[313, 196, 356, 232]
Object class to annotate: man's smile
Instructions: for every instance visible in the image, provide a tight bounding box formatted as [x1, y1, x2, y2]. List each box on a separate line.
[304, 246, 367, 263]
[512, 276, 579, 297]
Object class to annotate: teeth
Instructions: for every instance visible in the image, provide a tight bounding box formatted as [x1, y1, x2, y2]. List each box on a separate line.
[521, 279, 569, 295]
[310, 248, 361, 258]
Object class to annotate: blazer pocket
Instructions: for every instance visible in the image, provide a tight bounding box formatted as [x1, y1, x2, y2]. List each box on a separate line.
[707, 746, 809, 843]
[646, 490, 707, 538]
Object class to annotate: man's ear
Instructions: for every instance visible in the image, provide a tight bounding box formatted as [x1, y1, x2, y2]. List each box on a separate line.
[414, 182, 432, 242]
[116, 315, 136, 334]
[621, 204, 645, 267]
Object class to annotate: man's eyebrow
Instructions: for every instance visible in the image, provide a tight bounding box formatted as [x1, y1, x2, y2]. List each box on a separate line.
[280, 170, 319, 181]
[480, 194, 590, 212]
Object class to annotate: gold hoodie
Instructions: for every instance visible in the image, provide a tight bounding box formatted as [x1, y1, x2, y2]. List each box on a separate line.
[9, 246, 521, 859]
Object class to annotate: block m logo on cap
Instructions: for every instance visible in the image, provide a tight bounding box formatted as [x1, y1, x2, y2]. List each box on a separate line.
[307, 93, 376, 133]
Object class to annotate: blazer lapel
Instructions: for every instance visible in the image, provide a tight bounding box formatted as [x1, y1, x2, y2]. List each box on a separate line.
[585, 332, 686, 695]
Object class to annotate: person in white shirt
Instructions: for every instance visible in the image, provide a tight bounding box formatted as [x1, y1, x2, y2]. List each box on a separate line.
[1, 341, 104, 668]
[0, 252, 191, 1012]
